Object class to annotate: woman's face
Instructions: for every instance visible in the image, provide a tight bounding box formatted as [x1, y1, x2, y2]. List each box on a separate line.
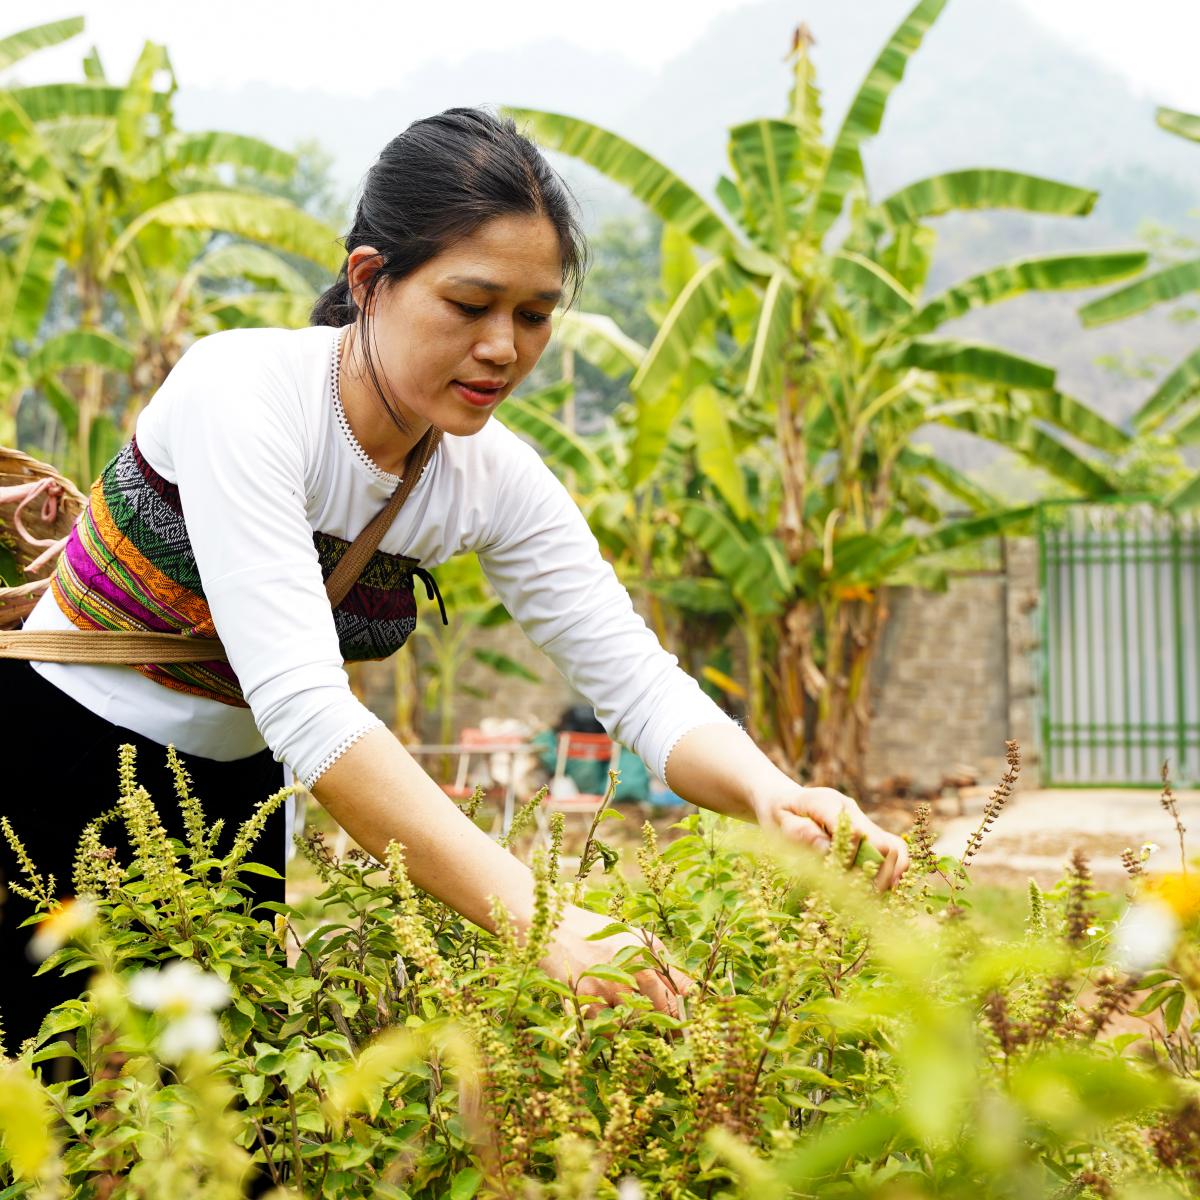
[346, 212, 563, 442]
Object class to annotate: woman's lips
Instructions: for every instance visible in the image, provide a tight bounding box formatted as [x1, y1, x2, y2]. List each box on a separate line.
[453, 381, 504, 407]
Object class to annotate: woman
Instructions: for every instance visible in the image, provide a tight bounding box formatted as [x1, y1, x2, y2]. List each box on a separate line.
[0, 107, 908, 1050]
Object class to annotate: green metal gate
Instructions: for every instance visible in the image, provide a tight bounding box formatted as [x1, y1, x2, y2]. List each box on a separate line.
[1038, 502, 1200, 787]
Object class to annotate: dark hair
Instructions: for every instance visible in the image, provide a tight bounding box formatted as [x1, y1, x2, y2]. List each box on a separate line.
[311, 107, 589, 434]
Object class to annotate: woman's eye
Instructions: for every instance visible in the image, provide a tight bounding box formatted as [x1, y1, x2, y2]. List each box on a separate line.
[454, 302, 487, 317]
[522, 312, 551, 326]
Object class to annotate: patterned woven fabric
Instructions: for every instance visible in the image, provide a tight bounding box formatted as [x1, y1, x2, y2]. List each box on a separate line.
[50, 437, 427, 706]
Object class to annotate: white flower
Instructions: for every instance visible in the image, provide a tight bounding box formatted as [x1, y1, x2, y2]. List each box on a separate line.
[128, 960, 231, 1059]
[617, 1180, 645, 1200]
[1141, 842, 1160, 856]
[158, 1011, 222, 1061]
[128, 960, 231, 1016]
[1085, 925, 1103, 937]
[1110, 900, 1180, 972]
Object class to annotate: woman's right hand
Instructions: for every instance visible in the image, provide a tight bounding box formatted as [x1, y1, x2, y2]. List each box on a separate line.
[540, 904, 691, 1018]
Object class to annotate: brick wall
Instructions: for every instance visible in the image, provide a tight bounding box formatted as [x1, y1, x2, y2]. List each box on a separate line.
[863, 539, 1041, 792]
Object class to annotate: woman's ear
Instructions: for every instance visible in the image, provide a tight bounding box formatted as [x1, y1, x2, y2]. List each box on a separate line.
[346, 246, 385, 313]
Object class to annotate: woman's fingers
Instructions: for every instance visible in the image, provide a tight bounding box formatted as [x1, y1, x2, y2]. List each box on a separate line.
[778, 810, 832, 851]
[799, 787, 910, 887]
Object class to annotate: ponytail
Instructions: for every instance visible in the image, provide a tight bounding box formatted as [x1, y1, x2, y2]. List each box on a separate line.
[310, 267, 354, 328]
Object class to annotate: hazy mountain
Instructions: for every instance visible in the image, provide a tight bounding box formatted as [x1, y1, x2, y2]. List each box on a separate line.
[169, 0, 1199, 448]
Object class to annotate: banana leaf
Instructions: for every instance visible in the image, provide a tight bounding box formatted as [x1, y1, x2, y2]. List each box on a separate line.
[502, 108, 736, 254]
[1157, 106, 1200, 144]
[1132, 346, 1200, 434]
[878, 169, 1095, 226]
[807, 0, 949, 239]
[631, 257, 736, 400]
[1079, 259, 1200, 327]
[1167, 468, 1200, 511]
[104, 192, 344, 278]
[678, 501, 792, 614]
[903, 250, 1148, 337]
[728, 118, 805, 249]
[691, 386, 750, 520]
[742, 271, 797, 402]
[0, 17, 84, 71]
[896, 446, 1001, 513]
[26, 329, 134, 379]
[497, 396, 610, 484]
[888, 339, 1056, 389]
[555, 311, 645, 379]
[171, 131, 296, 177]
[832, 251, 915, 324]
[940, 409, 1115, 497]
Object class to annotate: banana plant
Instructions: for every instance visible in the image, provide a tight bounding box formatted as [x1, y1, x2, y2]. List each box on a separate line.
[506, 0, 1146, 790]
[0, 20, 337, 485]
[1080, 104, 1200, 511]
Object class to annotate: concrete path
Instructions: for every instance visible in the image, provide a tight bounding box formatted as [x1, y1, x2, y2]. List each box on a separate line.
[932, 786, 1200, 888]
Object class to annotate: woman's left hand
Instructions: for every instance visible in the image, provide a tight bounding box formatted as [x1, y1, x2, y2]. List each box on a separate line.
[751, 782, 910, 891]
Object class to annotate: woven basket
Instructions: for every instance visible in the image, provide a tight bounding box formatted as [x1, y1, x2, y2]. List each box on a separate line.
[0, 447, 87, 630]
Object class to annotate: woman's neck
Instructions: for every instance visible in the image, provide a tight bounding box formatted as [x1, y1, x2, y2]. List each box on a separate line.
[336, 324, 430, 477]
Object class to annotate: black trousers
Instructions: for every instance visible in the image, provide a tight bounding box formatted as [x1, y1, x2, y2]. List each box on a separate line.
[0, 657, 287, 1052]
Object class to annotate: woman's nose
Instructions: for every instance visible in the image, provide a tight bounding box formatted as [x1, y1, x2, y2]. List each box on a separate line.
[474, 317, 518, 366]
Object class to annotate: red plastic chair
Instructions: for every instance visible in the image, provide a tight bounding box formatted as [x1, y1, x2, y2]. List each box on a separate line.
[534, 732, 621, 849]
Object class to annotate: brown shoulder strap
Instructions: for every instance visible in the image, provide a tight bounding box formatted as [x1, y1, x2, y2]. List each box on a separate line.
[322, 423, 442, 608]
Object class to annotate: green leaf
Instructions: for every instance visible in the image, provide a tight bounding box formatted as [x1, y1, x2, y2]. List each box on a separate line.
[497, 396, 609, 483]
[192, 243, 316, 295]
[691, 386, 749, 520]
[633, 577, 738, 615]
[203, 291, 314, 330]
[1079, 258, 1200, 327]
[554, 310, 645, 378]
[728, 118, 805, 248]
[26, 329, 134, 381]
[831, 251, 915, 324]
[117, 41, 169, 158]
[660, 224, 699, 306]
[503, 108, 736, 255]
[1016, 389, 1131, 454]
[1157, 106, 1200, 144]
[471, 648, 539, 683]
[878, 169, 1096, 226]
[1166, 468, 1200, 512]
[240, 1072, 266, 1105]
[104, 192, 344, 278]
[631, 257, 737, 401]
[904, 251, 1148, 337]
[678, 502, 791, 614]
[742, 271, 797, 402]
[0, 197, 72, 390]
[896, 447, 1000, 514]
[807, 0, 950, 239]
[940, 409, 1114, 497]
[889, 339, 1056, 389]
[172, 130, 295, 177]
[0, 17, 84, 71]
[1132, 346, 1200, 434]
[914, 505, 1037, 557]
[449, 1167, 484, 1200]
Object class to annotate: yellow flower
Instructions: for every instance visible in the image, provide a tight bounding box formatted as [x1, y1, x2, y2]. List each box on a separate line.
[1140, 874, 1200, 923]
[27, 898, 97, 961]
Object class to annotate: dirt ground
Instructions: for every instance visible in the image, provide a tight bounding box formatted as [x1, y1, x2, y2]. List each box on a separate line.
[929, 784, 1199, 889]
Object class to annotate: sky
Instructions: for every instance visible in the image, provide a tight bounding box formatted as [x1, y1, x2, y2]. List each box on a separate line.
[9, 0, 1200, 112]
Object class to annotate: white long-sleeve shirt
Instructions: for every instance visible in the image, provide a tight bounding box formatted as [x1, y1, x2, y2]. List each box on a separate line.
[25, 323, 736, 788]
